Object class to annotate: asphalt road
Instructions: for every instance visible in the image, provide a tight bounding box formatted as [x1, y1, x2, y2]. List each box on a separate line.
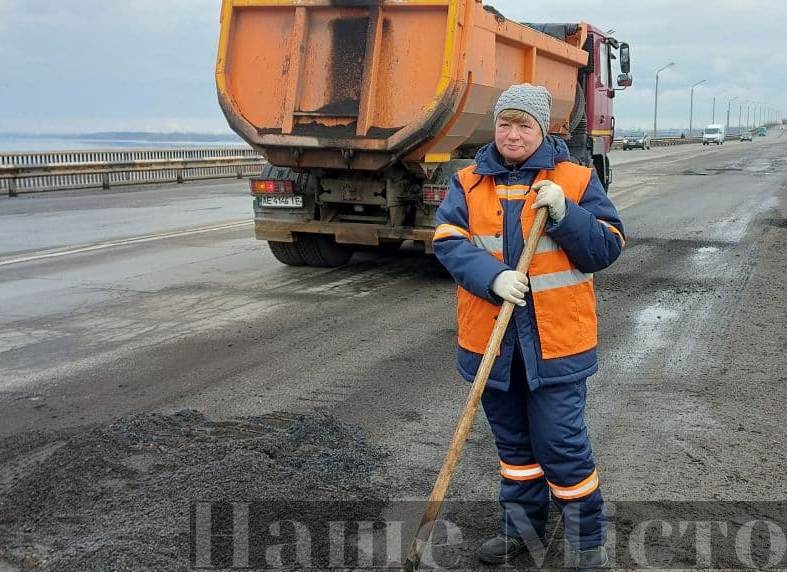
[1, 136, 785, 569]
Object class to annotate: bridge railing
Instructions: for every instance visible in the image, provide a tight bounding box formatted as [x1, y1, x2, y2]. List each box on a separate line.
[612, 136, 702, 149]
[612, 134, 745, 150]
[0, 147, 265, 197]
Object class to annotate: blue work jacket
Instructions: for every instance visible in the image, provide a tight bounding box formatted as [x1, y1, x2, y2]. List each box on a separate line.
[434, 137, 625, 391]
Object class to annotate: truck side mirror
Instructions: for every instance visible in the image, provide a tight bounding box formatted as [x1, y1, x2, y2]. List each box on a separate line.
[617, 73, 633, 88]
[619, 42, 631, 74]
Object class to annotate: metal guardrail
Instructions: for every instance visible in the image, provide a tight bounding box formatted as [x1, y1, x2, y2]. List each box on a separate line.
[612, 136, 701, 150]
[612, 134, 746, 150]
[3, 133, 764, 197]
[0, 147, 265, 197]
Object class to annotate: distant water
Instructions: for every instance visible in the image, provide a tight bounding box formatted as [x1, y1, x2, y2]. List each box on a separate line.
[0, 136, 246, 153]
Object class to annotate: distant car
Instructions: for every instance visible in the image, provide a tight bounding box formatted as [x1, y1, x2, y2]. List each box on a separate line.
[740, 131, 753, 141]
[703, 124, 725, 145]
[622, 132, 651, 150]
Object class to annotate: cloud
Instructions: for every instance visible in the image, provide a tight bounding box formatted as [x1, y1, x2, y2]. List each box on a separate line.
[2, 0, 784, 133]
[491, 0, 787, 129]
[1, 0, 227, 133]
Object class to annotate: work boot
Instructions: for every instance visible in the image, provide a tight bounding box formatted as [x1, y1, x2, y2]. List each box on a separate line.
[478, 534, 525, 565]
[577, 545, 609, 569]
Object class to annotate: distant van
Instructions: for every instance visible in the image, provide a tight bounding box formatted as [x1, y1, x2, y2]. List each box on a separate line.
[702, 124, 725, 145]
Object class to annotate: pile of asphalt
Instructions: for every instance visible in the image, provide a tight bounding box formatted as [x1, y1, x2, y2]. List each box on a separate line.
[0, 409, 387, 571]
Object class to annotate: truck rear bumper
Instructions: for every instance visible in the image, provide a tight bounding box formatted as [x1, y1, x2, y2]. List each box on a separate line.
[255, 220, 436, 253]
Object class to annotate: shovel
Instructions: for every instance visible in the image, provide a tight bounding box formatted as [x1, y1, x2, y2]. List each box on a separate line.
[401, 207, 549, 571]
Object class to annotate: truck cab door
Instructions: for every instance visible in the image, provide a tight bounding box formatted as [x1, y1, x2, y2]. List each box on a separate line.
[592, 36, 614, 147]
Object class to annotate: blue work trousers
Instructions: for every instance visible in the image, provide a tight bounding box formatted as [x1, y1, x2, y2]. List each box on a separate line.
[481, 347, 607, 550]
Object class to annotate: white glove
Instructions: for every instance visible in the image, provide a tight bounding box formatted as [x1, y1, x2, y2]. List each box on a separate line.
[492, 270, 529, 306]
[531, 180, 567, 223]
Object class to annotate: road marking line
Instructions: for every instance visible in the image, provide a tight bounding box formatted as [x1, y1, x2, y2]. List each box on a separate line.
[0, 220, 253, 267]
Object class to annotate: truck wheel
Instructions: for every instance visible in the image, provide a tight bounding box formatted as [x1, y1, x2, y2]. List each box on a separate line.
[296, 234, 353, 267]
[593, 154, 610, 193]
[268, 241, 306, 266]
[568, 84, 586, 133]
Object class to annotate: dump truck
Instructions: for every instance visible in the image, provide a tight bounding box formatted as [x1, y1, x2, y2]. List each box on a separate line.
[216, 0, 632, 267]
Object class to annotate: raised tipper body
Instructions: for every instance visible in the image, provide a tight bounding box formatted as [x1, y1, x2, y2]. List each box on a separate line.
[217, 0, 632, 266]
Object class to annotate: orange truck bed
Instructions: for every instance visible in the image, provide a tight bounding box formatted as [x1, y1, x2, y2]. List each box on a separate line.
[216, 0, 589, 172]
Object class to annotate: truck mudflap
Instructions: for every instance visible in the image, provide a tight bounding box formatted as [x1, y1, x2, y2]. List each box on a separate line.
[254, 220, 437, 253]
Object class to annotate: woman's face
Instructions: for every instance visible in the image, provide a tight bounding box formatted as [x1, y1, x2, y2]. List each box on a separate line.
[494, 113, 544, 165]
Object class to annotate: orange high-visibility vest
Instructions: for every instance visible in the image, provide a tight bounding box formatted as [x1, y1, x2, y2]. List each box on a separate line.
[455, 162, 597, 360]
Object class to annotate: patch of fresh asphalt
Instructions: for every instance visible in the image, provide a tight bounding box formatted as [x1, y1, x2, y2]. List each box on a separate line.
[0, 137, 785, 569]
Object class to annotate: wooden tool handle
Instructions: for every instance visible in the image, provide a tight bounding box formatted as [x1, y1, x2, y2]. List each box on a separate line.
[402, 207, 549, 572]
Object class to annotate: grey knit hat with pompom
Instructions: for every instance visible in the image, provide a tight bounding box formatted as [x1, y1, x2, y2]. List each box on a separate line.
[493, 83, 552, 135]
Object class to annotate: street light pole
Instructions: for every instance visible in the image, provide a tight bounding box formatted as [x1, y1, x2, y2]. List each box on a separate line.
[712, 90, 725, 125]
[654, 62, 675, 137]
[726, 96, 738, 133]
[689, 79, 706, 137]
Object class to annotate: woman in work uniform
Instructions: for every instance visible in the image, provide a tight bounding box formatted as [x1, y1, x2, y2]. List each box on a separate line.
[433, 83, 625, 569]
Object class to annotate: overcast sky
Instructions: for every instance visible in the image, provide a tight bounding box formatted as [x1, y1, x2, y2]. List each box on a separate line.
[2, 0, 785, 134]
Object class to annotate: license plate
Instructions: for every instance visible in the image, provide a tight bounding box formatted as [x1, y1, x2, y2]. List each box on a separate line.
[258, 194, 303, 208]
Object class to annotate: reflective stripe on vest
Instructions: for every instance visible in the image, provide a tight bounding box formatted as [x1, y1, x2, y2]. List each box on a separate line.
[476, 235, 558, 257]
[496, 185, 530, 201]
[456, 162, 597, 359]
[473, 235, 503, 255]
[530, 269, 593, 293]
[535, 235, 560, 254]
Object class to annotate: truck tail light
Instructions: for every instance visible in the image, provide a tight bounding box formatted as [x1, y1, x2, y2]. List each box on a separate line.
[250, 179, 294, 195]
[422, 184, 449, 205]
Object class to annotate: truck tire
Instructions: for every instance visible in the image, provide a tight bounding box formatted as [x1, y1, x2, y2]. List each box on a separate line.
[568, 84, 586, 133]
[593, 154, 610, 192]
[268, 241, 306, 266]
[567, 114, 589, 165]
[295, 234, 353, 267]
